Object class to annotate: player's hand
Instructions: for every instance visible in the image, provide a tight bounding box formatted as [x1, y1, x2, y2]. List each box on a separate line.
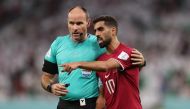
[131, 49, 145, 66]
[61, 63, 80, 73]
[96, 95, 105, 109]
[51, 83, 68, 96]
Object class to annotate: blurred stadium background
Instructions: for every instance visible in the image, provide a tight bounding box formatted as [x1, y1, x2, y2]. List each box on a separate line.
[0, 0, 190, 109]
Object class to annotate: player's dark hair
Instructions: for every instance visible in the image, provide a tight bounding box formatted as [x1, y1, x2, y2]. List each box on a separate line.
[93, 15, 118, 33]
[68, 6, 90, 20]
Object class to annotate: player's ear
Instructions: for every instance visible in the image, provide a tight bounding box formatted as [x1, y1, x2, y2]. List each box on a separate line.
[111, 27, 117, 35]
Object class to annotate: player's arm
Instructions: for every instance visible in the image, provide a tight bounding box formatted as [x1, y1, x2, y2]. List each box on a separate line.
[62, 49, 145, 72]
[74, 49, 146, 72]
[79, 58, 120, 71]
[96, 85, 105, 109]
[62, 58, 120, 72]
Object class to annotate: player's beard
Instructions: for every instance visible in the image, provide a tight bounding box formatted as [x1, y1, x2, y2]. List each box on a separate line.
[98, 36, 111, 48]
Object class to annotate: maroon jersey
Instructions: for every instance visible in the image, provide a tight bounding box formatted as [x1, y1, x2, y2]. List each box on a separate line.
[97, 43, 142, 109]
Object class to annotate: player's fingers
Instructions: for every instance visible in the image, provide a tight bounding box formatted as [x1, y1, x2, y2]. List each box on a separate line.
[64, 67, 71, 73]
[132, 48, 137, 51]
[131, 54, 142, 58]
[131, 58, 142, 62]
[61, 64, 68, 72]
[132, 49, 140, 54]
[59, 64, 66, 67]
[62, 65, 70, 72]
[63, 67, 68, 72]
[132, 62, 142, 65]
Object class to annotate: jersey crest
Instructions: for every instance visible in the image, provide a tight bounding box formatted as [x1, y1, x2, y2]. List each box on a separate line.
[118, 51, 129, 60]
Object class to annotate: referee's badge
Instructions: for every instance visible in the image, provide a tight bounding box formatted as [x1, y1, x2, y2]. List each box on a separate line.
[81, 69, 92, 78]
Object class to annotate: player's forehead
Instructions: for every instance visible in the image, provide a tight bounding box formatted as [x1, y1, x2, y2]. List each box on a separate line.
[94, 21, 106, 30]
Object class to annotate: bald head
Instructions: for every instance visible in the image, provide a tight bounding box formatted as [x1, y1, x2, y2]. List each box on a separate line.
[68, 6, 89, 21]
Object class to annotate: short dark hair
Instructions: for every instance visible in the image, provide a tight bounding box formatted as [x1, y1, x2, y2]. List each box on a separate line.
[68, 6, 90, 19]
[93, 15, 118, 32]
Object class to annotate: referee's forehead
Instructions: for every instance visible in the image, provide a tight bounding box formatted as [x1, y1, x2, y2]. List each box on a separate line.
[69, 9, 85, 16]
[68, 7, 88, 20]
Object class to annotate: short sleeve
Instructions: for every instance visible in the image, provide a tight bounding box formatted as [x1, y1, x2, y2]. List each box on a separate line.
[44, 38, 59, 63]
[112, 51, 132, 71]
[42, 37, 61, 74]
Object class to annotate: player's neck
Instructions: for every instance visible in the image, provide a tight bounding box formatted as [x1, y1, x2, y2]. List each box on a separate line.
[106, 36, 120, 54]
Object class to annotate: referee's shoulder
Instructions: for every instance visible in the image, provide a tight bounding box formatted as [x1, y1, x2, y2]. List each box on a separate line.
[55, 34, 69, 41]
[56, 34, 69, 39]
[52, 34, 69, 45]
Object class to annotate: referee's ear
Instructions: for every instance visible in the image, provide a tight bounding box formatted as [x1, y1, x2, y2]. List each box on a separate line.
[87, 18, 91, 28]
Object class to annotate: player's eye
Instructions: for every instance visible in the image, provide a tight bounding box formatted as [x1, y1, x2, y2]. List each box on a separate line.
[97, 27, 104, 31]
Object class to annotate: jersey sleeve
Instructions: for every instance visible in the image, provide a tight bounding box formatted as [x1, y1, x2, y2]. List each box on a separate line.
[44, 38, 59, 63]
[112, 50, 132, 71]
[42, 37, 60, 74]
